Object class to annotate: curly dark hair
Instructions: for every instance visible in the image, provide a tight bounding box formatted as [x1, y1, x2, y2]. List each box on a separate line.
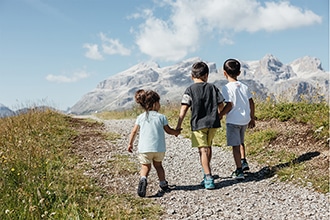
[135, 89, 160, 111]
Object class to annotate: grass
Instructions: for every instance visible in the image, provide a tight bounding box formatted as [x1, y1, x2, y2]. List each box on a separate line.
[255, 101, 329, 139]
[0, 108, 162, 219]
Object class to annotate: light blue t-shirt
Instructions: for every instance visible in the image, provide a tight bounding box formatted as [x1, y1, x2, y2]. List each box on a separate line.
[136, 111, 168, 153]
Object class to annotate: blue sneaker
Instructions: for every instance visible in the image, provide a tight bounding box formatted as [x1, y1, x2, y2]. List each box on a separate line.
[200, 174, 206, 186]
[204, 177, 215, 190]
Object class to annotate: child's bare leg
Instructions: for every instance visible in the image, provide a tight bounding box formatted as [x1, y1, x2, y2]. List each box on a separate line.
[199, 147, 212, 175]
[233, 145, 242, 168]
[153, 161, 165, 181]
[140, 164, 151, 178]
[240, 143, 246, 159]
[207, 147, 212, 163]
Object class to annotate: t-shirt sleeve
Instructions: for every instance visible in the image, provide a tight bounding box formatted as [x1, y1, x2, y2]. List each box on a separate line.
[221, 86, 230, 102]
[247, 88, 253, 99]
[161, 114, 169, 126]
[216, 86, 225, 103]
[135, 114, 141, 125]
[181, 88, 192, 106]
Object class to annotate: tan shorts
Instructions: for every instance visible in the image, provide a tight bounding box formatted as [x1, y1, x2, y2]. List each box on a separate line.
[138, 152, 165, 164]
[191, 128, 218, 147]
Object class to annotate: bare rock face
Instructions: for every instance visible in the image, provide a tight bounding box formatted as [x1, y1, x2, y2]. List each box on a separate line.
[70, 55, 329, 115]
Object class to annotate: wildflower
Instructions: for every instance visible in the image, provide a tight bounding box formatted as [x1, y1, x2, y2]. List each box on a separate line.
[11, 168, 15, 172]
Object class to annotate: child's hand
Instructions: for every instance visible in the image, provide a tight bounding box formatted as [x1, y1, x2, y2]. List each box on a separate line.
[248, 119, 255, 128]
[175, 128, 182, 137]
[127, 144, 133, 153]
[218, 112, 223, 120]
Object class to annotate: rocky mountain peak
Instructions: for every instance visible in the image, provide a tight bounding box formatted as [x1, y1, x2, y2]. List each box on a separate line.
[290, 56, 323, 74]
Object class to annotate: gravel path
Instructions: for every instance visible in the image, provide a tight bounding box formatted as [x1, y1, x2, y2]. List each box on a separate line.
[101, 118, 329, 220]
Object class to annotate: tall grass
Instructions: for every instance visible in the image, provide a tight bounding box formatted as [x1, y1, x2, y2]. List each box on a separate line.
[0, 109, 161, 219]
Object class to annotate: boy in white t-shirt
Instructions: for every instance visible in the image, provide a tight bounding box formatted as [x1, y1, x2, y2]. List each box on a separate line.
[219, 59, 255, 180]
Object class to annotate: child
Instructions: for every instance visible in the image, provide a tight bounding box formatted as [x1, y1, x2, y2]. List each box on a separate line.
[128, 89, 181, 197]
[219, 58, 255, 180]
[176, 61, 224, 189]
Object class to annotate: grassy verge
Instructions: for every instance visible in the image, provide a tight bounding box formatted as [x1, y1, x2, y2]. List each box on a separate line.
[0, 109, 162, 219]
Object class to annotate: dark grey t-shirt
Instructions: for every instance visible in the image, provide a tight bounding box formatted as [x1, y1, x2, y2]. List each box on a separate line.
[181, 82, 224, 131]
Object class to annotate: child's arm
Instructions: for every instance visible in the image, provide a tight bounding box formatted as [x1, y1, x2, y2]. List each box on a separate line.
[176, 104, 189, 129]
[218, 102, 224, 115]
[219, 102, 232, 120]
[127, 124, 139, 153]
[164, 125, 182, 136]
[248, 98, 255, 128]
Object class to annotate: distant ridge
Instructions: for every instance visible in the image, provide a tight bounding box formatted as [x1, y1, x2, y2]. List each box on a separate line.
[70, 54, 329, 115]
[0, 103, 15, 118]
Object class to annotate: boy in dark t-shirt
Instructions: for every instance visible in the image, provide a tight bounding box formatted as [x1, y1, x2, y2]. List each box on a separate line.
[176, 61, 224, 189]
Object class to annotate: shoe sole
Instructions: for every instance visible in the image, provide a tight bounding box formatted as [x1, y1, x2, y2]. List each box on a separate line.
[137, 179, 147, 197]
[205, 184, 215, 189]
[160, 186, 169, 191]
[233, 175, 245, 180]
[204, 179, 215, 189]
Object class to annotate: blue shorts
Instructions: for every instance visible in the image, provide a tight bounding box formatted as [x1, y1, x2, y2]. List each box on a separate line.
[226, 123, 247, 147]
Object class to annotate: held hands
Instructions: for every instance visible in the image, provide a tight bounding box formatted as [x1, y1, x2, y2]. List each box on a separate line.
[174, 128, 183, 137]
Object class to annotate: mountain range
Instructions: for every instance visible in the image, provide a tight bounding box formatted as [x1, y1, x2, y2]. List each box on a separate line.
[69, 54, 329, 115]
[1, 54, 328, 117]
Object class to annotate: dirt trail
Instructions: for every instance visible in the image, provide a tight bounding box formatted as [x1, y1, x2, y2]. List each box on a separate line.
[71, 116, 330, 219]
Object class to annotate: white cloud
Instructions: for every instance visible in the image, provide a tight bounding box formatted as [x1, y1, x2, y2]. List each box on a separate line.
[100, 33, 131, 56]
[135, 5, 199, 62]
[46, 69, 90, 83]
[83, 43, 104, 60]
[134, 0, 322, 61]
[83, 33, 131, 60]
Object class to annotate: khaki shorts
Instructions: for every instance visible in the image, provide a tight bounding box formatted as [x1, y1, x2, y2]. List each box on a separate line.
[191, 128, 218, 147]
[138, 152, 165, 164]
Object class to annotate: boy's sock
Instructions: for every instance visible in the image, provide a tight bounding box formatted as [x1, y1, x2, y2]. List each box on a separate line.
[159, 180, 167, 187]
[241, 158, 247, 163]
[205, 174, 213, 180]
[140, 176, 147, 180]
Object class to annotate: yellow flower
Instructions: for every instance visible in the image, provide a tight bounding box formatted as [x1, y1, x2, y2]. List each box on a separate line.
[11, 168, 15, 172]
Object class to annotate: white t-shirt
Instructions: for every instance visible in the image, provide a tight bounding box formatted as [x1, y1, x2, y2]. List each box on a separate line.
[135, 111, 168, 153]
[221, 81, 252, 125]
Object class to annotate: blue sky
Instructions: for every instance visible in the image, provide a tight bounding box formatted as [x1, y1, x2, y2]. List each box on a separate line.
[0, 0, 328, 111]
